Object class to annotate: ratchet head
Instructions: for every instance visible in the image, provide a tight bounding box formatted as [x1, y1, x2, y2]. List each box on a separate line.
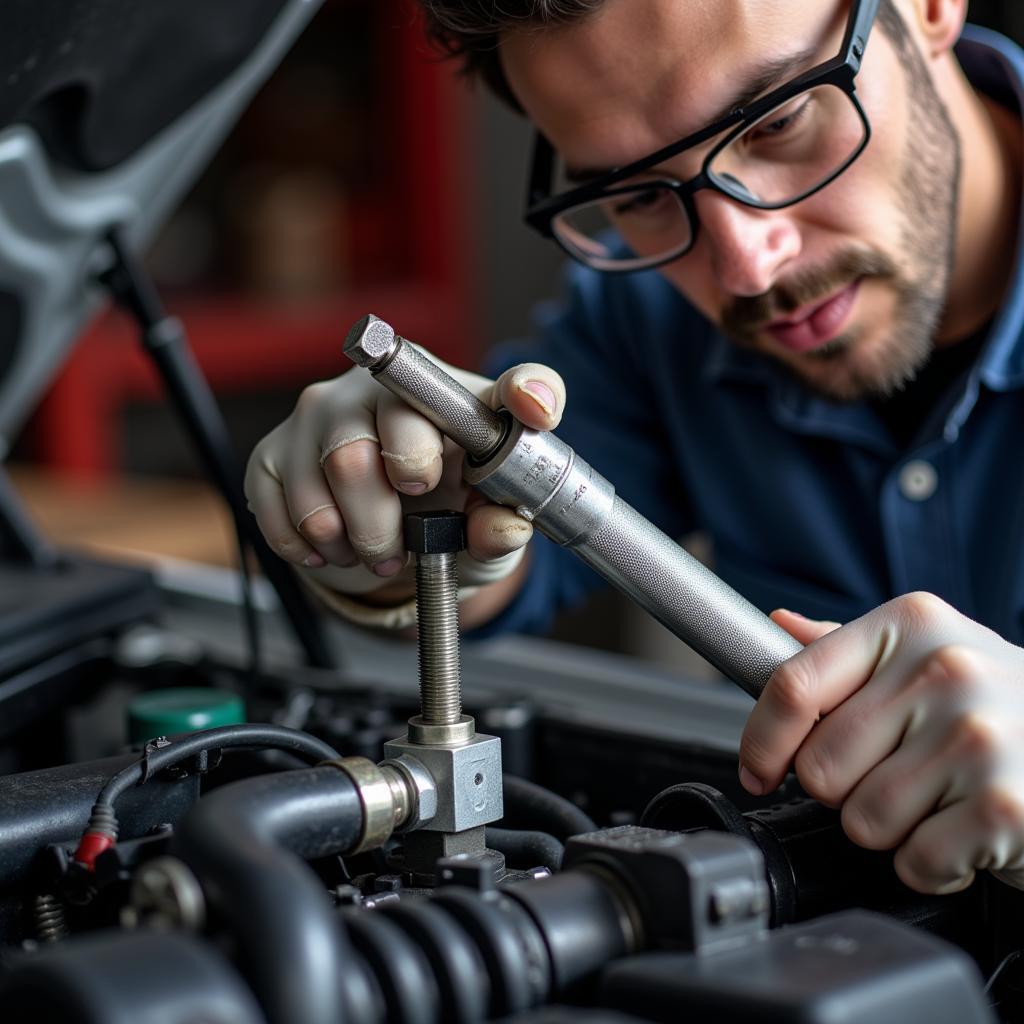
[344, 313, 400, 370]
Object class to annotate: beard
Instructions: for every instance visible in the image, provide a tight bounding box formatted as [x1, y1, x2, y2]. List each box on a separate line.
[719, 31, 962, 403]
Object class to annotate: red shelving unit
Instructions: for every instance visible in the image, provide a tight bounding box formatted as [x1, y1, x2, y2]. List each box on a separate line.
[28, 0, 478, 480]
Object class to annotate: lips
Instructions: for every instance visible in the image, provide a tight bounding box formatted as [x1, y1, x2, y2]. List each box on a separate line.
[765, 280, 861, 353]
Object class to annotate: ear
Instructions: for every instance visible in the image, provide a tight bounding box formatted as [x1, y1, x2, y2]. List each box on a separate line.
[908, 0, 967, 57]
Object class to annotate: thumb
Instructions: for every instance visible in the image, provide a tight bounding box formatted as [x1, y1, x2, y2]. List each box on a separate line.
[492, 363, 566, 431]
[770, 607, 842, 645]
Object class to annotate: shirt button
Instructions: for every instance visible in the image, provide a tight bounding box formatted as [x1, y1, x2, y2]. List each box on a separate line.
[899, 460, 938, 501]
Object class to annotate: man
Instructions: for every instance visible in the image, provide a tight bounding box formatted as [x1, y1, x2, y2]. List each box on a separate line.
[245, 0, 1024, 896]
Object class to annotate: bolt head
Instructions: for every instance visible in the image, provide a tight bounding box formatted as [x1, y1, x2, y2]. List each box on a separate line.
[344, 313, 397, 368]
[404, 510, 466, 554]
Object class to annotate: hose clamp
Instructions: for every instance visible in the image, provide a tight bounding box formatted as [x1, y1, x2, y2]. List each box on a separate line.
[321, 756, 397, 855]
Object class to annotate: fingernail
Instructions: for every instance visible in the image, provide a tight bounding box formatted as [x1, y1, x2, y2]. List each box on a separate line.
[521, 380, 556, 416]
[373, 557, 404, 578]
[739, 765, 764, 796]
[777, 608, 807, 620]
[303, 552, 326, 568]
[398, 481, 428, 495]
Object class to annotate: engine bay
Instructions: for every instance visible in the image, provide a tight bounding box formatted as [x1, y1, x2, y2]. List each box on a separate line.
[0, 561, 1020, 1023]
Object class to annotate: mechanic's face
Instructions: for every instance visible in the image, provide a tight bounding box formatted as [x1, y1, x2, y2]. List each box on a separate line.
[502, 0, 961, 402]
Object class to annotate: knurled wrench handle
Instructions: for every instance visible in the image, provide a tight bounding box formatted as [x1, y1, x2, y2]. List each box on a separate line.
[344, 315, 801, 699]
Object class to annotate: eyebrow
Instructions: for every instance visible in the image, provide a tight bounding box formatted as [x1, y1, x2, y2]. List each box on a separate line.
[564, 44, 820, 184]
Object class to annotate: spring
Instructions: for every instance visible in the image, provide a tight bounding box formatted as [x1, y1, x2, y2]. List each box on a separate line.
[34, 893, 68, 942]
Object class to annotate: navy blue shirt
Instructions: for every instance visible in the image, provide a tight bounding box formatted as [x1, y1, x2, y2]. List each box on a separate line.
[481, 26, 1024, 647]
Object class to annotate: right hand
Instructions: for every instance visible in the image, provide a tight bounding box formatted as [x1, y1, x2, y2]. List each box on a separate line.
[244, 351, 566, 600]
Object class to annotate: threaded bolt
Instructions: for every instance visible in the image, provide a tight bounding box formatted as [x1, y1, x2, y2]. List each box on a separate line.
[404, 511, 466, 728]
[416, 551, 462, 723]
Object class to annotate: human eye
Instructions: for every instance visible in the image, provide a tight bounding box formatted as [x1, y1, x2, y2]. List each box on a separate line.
[610, 186, 671, 219]
[747, 94, 814, 143]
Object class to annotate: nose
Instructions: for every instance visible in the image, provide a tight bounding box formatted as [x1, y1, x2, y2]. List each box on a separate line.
[694, 191, 802, 297]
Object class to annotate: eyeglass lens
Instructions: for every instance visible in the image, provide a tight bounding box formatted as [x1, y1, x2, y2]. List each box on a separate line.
[552, 84, 866, 269]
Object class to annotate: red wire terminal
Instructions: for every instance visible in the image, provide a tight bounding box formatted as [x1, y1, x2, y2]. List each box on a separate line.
[73, 831, 115, 870]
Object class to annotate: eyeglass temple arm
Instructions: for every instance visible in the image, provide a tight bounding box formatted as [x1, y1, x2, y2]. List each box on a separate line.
[527, 132, 556, 210]
[843, 0, 880, 73]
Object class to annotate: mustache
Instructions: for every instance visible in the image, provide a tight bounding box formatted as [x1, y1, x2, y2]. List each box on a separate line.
[721, 250, 900, 338]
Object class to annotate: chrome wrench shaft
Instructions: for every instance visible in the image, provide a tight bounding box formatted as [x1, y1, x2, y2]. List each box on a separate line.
[344, 314, 801, 699]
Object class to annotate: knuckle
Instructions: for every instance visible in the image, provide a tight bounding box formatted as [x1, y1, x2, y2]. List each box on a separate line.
[297, 507, 342, 547]
[323, 439, 380, 487]
[768, 661, 818, 717]
[905, 644, 987, 706]
[794, 742, 837, 803]
[840, 799, 877, 848]
[345, 523, 400, 560]
[294, 380, 330, 417]
[946, 711, 1002, 762]
[894, 591, 950, 630]
[843, 783, 898, 848]
[896, 842, 946, 891]
[973, 784, 1024, 834]
[925, 643, 984, 686]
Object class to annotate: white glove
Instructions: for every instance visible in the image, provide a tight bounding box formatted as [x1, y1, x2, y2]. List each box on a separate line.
[739, 595, 1024, 894]
[244, 347, 566, 625]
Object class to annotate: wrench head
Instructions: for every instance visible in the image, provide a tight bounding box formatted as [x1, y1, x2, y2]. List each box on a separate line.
[344, 313, 397, 368]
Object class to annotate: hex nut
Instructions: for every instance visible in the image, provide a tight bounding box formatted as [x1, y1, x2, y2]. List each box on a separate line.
[344, 313, 397, 368]
[382, 734, 503, 832]
[404, 510, 466, 554]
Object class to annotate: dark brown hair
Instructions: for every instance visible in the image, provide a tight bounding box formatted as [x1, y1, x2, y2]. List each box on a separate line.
[419, 0, 908, 112]
[419, 0, 605, 109]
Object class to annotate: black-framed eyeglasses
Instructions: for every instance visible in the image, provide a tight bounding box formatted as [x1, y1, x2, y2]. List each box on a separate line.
[524, 0, 880, 272]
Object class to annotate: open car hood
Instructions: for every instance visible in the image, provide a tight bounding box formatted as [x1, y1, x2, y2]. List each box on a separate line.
[0, 0, 322, 457]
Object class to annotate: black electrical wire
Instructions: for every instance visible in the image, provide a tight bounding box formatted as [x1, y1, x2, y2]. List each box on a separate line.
[235, 537, 264, 682]
[91, 724, 340, 826]
[96, 230, 337, 671]
[97, 239, 265, 677]
[985, 948, 1024, 995]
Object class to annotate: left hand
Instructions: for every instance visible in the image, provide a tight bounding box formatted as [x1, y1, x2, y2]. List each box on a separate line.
[739, 592, 1024, 894]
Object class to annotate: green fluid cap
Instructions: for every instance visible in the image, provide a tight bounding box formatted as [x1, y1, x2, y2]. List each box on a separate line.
[128, 687, 246, 744]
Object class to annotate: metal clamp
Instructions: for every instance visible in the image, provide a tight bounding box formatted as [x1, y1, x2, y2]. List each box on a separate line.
[379, 754, 439, 831]
[322, 756, 404, 855]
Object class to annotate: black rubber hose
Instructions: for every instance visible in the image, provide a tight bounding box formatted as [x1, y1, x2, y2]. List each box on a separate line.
[500, 775, 597, 841]
[172, 766, 362, 1024]
[502, 870, 634, 992]
[0, 930, 266, 1024]
[486, 827, 564, 871]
